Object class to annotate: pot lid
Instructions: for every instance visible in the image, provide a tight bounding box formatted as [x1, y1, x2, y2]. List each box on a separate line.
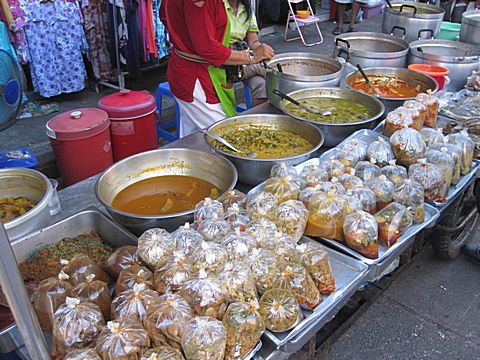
[46, 108, 110, 141]
[462, 10, 480, 22]
[410, 40, 480, 61]
[97, 89, 156, 119]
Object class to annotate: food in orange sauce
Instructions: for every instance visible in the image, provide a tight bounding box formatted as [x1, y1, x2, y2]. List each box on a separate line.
[351, 75, 422, 98]
[112, 175, 220, 216]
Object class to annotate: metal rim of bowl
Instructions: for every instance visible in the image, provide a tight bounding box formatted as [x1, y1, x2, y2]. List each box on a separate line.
[205, 114, 325, 163]
[94, 148, 238, 221]
[388, 1, 445, 17]
[409, 39, 480, 62]
[336, 32, 410, 58]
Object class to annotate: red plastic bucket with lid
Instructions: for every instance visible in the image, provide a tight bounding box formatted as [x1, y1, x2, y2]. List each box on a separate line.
[408, 64, 450, 90]
[46, 108, 113, 186]
[97, 89, 158, 162]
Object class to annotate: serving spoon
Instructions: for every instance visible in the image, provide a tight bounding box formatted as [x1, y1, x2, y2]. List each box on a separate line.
[356, 64, 382, 98]
[273, 89, 332, 117]
[202, 129, 258, 158]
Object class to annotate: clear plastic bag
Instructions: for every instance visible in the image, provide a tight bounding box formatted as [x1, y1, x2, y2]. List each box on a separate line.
[447, 131, 475, 175]
[340, 138, 368, 163]
[64, 348, 101, 360]
[270, 162, 298, 178]
[420, 127, 445, 147]
[375, 202, 413, 247]
[367, 138, 394, 167]
[393, 179, 425, 224]
[192, 241, 228, 276]
[430, 143, 462, 185]
[258, 289, 303, 332]
[275, 200, 308, 242]
[274, 231, 300, 262]
[181, 316, 226, 360]
[111, 283, 159, 323]
[244, 248, 279, 294]
[338, 170, 364, 190]
[217, 190, 247, 210]
[343, 211, 378, 259]
[217, 263, 258, 305]
[61, 254, 110, 286]
[272, 262, 321, 310]
[383, 108, 415, 137]
[345, 190, 364, 214]
[70, 274, 111, 321]
[223, 302, 265, 360]
[141, 346, 185, 360]
[398, 105, 424, 131]
[222, 229, 255, 261]
[95, 318, 150, 360]
[137, 228, 175, 269]
[32, 271, 72, 331]
[197, 214, 231, 243]
[154, 251, 196, 294]
[298, 165, 328, 189]
[295, 242, 335, 295]
[365, 175, 395, 211]
[298, 186, 322, 208]
[172, 223, 204, 257]
[52, 297, 105, 358]
[246, 191, 278, 221]
[415, 92, 439, 128]
[349, 186, 377, 215]
[263, 176, 300, 203]
[390, 128, 427, 167]
[404, 99, 427, 128]
[103, 245, 143, 280]
[316, 177, 346, 195]
[409, 160, 445, 201]
[318, 159, 346, 179]
[354, 160, 381, 181]
[224, 203, 250, 231]
[144, 293, 193, 349]
[246, 218, 278, 249]
[330, 149, 359, 171]
[381, 160, 407, 185]
[114, 265, 154, 297]
[426, 149, 455, 197]
[194, 198, 225, 225]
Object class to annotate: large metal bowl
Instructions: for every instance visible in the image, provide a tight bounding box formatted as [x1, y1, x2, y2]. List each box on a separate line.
[278, 88, 385, 147]
[344, 67, 438, 113]
[95, 148, 238, 235]
[1, 168, 53, 241]
[205, 114, 324, 185]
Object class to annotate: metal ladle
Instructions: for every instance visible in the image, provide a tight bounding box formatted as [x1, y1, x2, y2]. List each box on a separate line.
[273, 89, 332, 117]
[356, 64, 382, 98]
[202, 129, 258, 158]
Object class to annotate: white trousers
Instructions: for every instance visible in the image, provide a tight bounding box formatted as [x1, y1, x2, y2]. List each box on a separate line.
[175, 79, 226, 138]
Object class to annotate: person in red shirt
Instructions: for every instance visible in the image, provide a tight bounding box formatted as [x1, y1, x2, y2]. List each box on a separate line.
[160, 0, 274, 137]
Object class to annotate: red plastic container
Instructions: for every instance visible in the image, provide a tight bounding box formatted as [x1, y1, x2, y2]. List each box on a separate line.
[46, 108, 113, 186]
[97, 89, 158, 162]
[408, 64, 450, 90]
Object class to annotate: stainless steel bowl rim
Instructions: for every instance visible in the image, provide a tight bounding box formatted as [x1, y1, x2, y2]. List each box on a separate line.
[387, 1, 445, 18]
[335, 32, 410, 58]
[409, 39, 480, 62]
[462, 9, 480, 22]
[95, 148, 238, 220]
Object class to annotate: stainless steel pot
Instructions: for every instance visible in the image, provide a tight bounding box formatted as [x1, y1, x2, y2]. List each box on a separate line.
[267, 53, 343, 110]
[382, 2, 445, 43]
[278, 88, 385, 147]
[334, 32, 409, 68]
[409, 39, 480, 91]
[95, 148, 238, 235]
[344, 67, 439, 113]
[460, 10, 480, 46]
[0, 168, 53, 241]
[205, 114, 324, 186]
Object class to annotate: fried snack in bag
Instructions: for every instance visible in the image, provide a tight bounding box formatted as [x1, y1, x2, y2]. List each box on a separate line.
[381, 160, 407, 185]
[367, 138, 394, 167]
[317, 177, 346, 195]
[144, 293, 193, 349]
[430, 143, 462, 185]
[244, 248, 279, 294]
[349, 186, 377, 215]
[366, 175, 395, 211]
[375, 202, 413, 247]
[295, 242, 335, 295]
[154, 251, 196, 294]
[275, 200, 308, 242]
[64, 348, 101, 360]
[246, 191, 278, 221]
[354, 160, 381, 181]
[263, 175, 300, 203]
[447, 131, 475, 175]
[114, 265, 154, 296]
[340, 138, 368, 162]
[197, 214, 231, 243]
[223, 302, 265, 360]
[137, 228, 175, 270]
[103, 246, 143, 279]
[393, 179, 425, 224]
[338, 170, 364, 190]
[192, 241, 228, 276]
[194, 198, 224, 225]
[111, 283, 159, 323]
[141, 346, 185, 360]
[217, 189, 247, 210]
[420, 127, 444, 146]
[222, 229, 255, 261]
[415, 92, 439, 128]
[298, 165, 328, 189]
[426, 149, 454, 196]
[409, 159, 444, 201]
[318, 159, 345, 179]
[217, 263, 259, 305]
[33, 271, 72, 331]
[70, 274, 111, 320]
[181, 317, 226, 360]
[390, 128, 427, 167]
[224, 203, 250, 231]
[172, 223, 204, 256]
[343, 210, 378, 259]
[61, 254, 110, 286]
[258, 289, 303, 332]
[270, 162, 298, 179]
[246, 218, 278, 249]
[95, 318, 150, 360]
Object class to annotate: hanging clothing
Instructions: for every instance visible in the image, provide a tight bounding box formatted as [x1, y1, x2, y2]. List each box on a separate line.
[5, 0, 29, 64]
[152, 0, 169, 58]
[145, 0, 157, 58]
[125, 0, 141, 78]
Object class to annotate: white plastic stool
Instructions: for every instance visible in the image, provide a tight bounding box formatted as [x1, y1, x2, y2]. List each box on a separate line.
[284, 0, 323, 47]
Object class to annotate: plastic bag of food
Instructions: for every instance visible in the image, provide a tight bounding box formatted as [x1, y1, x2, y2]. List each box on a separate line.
[340, 138, 368, 163]
[383, 109, 415, 137]
[366, 175, 395, 211]
[426, 149, 454, 196]
[263, 176, 300, 203]
[381, 160, 407, 185]
[172, 223, 204, 256]
[222, 229, 255, 261]
[447, 131, 475, 175]
[217, 263, 258, 305]
[197, 214, 231, 243]
[154, 251, 195, 294]
[137, 228, 175, 270]
[298, 165, 328, 189]
[32, 271, 73, 330]
[404, 99, 427, 127]
[295, 242, 335, 295]
[244, 248, 279, 294]
[111, 283, 159, 323]
[272, 262, 321, 310]
[141, 347, 185, 360]
[367, 138, 394, 167]
[178, 271, 229, 319]
[375, 202, 413, 247]
[330, 149, 359, 171]
[305, 191, 349, 242]
[224, 203, 250, 231]
[355, 160, 381, 181]
[317, 177, 346, 195]
[274, 231, 300, 262]
[114, 265, 154, 296]
[103, 246, 143, 280]
[319, 159, 345, 179]
[144, 293, 193, 349]
[415, 92, 439, 128]
[52, 297, 105, 358]
[246, 191, 278, 221]
[194, 198, 225, 225]
[223, 302, 265, 360]
[217, 190, 247, 210]
[181, 316, 226, 360]
[430, 143, 462, 185]
[270, 162, 298, 179]
[393, 179, 425, 224]
[95, 318, 150, 360]
[275, 200, 308, 242]
[61, 254, 110, 286]
[192, 241, 228, 276]
[409, 159, 445, 201]
[246, 218, 278, 249]
[338, 170, 364, 190]
[343, 211, 378, 259]
[64, 348, 101, 360]
[349, 186, 377, 215]
[400, 106, 424, 131]
[345, 190, 364, 214]
[390, 128, 427, 167]
[70, 274, 111, 320]
[298, 186, 322, 208]
[420, 127, 444, 146]
[258, 289, 303, 332]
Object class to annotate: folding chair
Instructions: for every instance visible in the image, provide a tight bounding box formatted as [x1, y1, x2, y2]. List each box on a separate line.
[284, 0, 324, 46]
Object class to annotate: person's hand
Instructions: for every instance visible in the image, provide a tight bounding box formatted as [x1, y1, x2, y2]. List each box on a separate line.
[253, 43, 274, 64]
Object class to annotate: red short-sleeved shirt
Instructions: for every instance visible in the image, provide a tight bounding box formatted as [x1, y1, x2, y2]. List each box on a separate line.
[160, 0, 232, 104]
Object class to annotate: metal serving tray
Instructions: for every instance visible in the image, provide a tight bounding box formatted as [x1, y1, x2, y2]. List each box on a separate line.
[261, 237, 370, 352]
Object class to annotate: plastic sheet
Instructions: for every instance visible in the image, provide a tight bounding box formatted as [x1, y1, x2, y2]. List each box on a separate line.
[154, 251, 196, 294]
[137, 228, 175, 269]
[390, 128, 427, 167]
[181, 317, 226, 360]
[275, 200, 308, 242]
[338, 170, 364, 190]
[343, 210, 378, 259]
[258, 289, 303, 333]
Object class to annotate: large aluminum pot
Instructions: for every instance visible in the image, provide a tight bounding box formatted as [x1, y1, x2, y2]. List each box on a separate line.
[205, 114, 324, 186]
[95, 148, 237, 235]
[345, 67, 438, 113]
[278, 88, 385, 147]
[267, 53, 343, 110]
[334, 32, 409, 68]
[383, 2, 445, 43]
[460, 10, 480, 46]
[409, 39, 480, 91]
[0, 168, 53, 241]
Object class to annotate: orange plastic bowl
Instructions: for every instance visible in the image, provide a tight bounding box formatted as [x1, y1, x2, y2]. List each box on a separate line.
[408, 64, 449, 90]
[296, 10, 310, 19]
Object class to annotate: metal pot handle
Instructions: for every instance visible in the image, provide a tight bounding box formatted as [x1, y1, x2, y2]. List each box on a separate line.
[399, 4, 417, 14]
[453, 55, 480, 62]
[335, 38, 351, 61]
[335, 38, 351, 49]
[390, 25, 407, 38]
[418, 28, 434, 39]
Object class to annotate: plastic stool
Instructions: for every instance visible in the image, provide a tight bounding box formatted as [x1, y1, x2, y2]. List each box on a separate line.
[236, 82, 253, 113]
[156, 82, 180, 141]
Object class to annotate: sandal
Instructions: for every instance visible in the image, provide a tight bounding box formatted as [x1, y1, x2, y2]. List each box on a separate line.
[347, 26, 356, 32]
[332, 26, 343, 35]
